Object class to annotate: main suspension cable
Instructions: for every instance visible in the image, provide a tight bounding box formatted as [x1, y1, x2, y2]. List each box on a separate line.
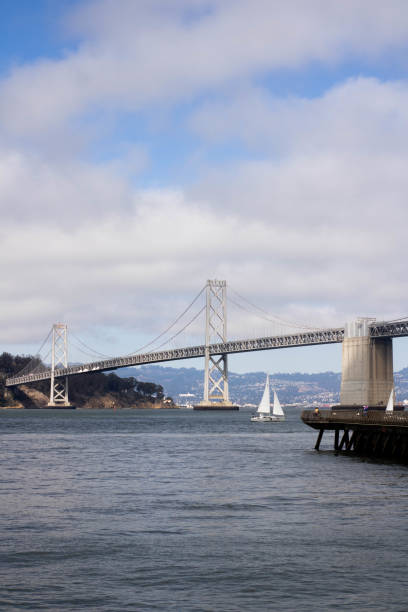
[69, 337, 112, 360]
[374, 315, 408, 324]
[126, 285, 206, 355]
[151, 305, 206, 352]
[228, 288, 319, 331]
[69, 332, 114, 359]
[14, 327, 53, 376]
[66, 284, 207, 361]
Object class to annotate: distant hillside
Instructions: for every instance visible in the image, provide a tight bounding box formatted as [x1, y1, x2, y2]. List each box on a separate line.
[117, 365, 341, 406]
[117, 364, 408, 406]
[5, 353, 408, 408]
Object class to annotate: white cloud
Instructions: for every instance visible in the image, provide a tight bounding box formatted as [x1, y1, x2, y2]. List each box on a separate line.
[1, 1, 408, 366]
[190, 78, 408, 155]
[2, 73, 408, 347]
[0, 147, 135, 225]
[189, 78, 408, 238]
[1, 1, 408, 137]
[185, 77, 408, 323]
[1, 175, 406, 350]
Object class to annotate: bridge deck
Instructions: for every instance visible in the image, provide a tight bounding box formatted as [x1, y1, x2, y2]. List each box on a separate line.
[6, 328, 344, 386]
[6, 319, 408, 387]
[302, 409, 408, 463]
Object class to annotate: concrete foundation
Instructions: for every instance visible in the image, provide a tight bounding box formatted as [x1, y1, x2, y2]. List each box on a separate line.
[340, 320, 394, 407]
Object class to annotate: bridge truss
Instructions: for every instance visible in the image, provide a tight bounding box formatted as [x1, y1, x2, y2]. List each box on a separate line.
[6, 296, 408, 392]
[6, 326, 345, 387]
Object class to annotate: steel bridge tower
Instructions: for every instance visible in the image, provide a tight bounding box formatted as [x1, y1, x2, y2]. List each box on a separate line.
[195, 280, 238, 410]
[48, 323, 71, 407]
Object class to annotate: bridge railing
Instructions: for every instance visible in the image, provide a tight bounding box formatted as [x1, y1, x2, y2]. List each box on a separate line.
[370, 320, 408, 338]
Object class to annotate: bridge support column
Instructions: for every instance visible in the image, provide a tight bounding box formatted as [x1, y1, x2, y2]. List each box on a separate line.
[48, 323, 72, 408]
[194, 280, 238, 410]
[339, 319, 394, 408]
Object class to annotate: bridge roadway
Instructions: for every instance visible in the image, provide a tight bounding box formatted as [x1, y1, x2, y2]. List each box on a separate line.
[6, 320, 408, 387]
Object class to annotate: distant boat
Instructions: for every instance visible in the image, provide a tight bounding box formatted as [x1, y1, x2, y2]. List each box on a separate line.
[386, 388, 394, 413]
[178, 392, 195, 409]
[251, 375, 285, 422]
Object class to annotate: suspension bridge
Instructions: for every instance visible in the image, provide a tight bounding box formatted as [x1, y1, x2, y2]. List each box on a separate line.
[5, 280, 408, 409]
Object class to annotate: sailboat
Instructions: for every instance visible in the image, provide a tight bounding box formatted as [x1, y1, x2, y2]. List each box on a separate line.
[385, 388, 394, 413]
[251, 375, 285, 422]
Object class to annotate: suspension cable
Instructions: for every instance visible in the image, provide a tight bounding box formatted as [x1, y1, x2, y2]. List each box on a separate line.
[151, 305, 206, 352]
[228, 288, 319, 331]
[126, 285, 206, 355]
[14, 327, 53, 376]
[68, 337, 111, 360]
[374, 315, 408, 324]
[66, 284, 207, 361]
[32, 348, 52, 372]
[69, 332, 114, 359]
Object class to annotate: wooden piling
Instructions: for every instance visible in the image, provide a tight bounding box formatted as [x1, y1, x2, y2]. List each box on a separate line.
[315, 429, 324, 451]
[301, 409, 408, 463]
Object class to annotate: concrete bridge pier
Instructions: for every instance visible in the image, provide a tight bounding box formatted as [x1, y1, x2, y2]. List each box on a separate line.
[339, 319, 394, 409]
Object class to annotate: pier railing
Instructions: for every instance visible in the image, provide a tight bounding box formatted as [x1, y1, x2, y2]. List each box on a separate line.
[302, 408, 408, 461]
[302, 409, 408, 427]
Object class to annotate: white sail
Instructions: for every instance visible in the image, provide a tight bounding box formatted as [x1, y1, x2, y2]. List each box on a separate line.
[272, 390, 285, 417]
[257, 376, 271, 414]
[386, 388, 394, 412]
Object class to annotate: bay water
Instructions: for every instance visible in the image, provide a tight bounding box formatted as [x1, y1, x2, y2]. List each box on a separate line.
[1, 408, 407, 611]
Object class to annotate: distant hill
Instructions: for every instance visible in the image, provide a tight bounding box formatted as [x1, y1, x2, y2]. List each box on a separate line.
[117, 364, 408, 406]
[0, 353, 172, 409]
[4, 353, 408, 408]
[117, 365, 341, 406]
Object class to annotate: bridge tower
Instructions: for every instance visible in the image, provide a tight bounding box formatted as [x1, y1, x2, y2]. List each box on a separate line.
[48, 323, 71, 408]
[194, 280, 238, 410]
[339, 318, 394, 408]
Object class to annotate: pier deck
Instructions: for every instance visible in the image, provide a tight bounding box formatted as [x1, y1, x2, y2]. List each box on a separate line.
[302, 409, 408, 463]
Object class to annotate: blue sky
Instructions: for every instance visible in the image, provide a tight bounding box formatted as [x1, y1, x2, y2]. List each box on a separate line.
[1, 0, 408, 376]
[0, 1, 79, 72]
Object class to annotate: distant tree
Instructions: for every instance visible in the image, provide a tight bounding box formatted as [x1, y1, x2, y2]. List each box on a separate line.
[0, 373, 5, 406]
[139, 381, 164, 399]
[0, 352, 15, 375]
[0, 352, 167, 407]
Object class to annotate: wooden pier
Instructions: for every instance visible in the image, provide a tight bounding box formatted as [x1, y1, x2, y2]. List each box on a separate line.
[301, 409, 408, 463]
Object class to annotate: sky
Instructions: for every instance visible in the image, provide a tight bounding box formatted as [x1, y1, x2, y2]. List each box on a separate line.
[1, 0, 408, 375]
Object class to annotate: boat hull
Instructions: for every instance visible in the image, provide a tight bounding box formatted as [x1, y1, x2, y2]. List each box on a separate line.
[251, 415, 285, 422]
[193, 404, 239, 411]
